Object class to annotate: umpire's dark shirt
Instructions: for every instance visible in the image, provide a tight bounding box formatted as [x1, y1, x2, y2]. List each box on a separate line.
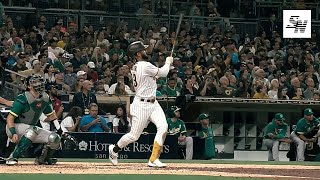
[72, 91, 98, 115]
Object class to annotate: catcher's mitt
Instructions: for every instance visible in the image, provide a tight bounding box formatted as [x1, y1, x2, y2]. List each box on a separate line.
[61, 133, 78, 150]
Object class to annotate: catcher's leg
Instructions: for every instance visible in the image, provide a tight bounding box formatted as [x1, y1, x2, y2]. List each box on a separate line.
[34, 129, 61, 165]
[6, 125, 38, 165]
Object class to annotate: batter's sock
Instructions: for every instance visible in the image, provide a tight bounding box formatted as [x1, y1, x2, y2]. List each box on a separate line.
[12, 135, 32, 159]
[149, 141, 161, 162]
[113, 144, 120, 153]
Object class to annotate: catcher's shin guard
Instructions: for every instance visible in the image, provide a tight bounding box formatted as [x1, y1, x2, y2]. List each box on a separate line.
[11, 135, 32, 159]
[36, 144, 56, 165]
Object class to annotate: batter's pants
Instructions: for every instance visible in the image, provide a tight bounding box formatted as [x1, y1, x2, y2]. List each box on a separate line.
[117, 98, 168, 148]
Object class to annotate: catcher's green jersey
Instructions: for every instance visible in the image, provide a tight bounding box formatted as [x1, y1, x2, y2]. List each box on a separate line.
[294, 117, 320, 135]
[264, 119, 288, 139]
[167, 118, 186, 135]
[198, 127, 215, 159]
[10, 92, 54, 125]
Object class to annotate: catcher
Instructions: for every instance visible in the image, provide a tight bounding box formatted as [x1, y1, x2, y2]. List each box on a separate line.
[263, 113, 291, 161]
[5, 74, 62, 165]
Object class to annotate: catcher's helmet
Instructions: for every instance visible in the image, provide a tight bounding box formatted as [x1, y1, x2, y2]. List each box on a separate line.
[167, 106, 181, 118]
[25, 74, 46, 94]
[127, 41, 147, 57]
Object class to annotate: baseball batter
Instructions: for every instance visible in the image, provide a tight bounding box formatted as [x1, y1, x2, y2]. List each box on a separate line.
[5, 74, 61, 165]
[109, 41, 173, 167]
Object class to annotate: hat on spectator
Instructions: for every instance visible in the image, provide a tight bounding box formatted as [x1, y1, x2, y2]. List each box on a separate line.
[160, 27, 167, 33]
[113, 40, 120, 44]
[77, 71, 86, 77]
[274, 113, 285, 122]
[198, 113, 209, 121]
[64, 62, 73, 68]
[87, 62, 95, 69]
[32, 60, 40, 66]
[194, 65, 202, 72]
[280, 73, 286, 77]
[304, 108, 313, 116]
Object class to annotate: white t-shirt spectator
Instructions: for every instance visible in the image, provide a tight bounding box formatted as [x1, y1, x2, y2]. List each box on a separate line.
[268, 90, 278, 99]
[61, 116, 75, 132]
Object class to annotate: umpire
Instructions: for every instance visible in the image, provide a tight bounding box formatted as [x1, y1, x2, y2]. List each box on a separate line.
[0, 96, 13, 164]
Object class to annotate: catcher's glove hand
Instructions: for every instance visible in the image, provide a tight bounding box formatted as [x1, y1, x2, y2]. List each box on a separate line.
[61, 133, 78, 150]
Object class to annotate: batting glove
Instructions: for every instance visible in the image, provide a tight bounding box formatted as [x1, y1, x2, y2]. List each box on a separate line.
[165, 57, 173, 65]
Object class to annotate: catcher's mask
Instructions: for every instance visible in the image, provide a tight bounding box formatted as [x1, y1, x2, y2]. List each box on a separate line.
[26, 74, 46, 94]
[127, 41, 148, 58]
[167, 106, 181, 118]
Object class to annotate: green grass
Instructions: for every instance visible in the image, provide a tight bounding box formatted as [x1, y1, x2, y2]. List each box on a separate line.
[0, 174, 262, 180]
[19, 158, 320, 166]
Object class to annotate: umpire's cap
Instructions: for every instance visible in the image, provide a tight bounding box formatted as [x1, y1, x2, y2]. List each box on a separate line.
[167, 106, 181, 118]
[127, 41, 148, 57]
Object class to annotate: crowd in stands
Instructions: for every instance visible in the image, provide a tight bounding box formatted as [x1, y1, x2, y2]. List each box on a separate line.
[0, 1, 320, 102]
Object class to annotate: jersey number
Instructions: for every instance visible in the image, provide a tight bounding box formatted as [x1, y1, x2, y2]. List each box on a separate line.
[133, 74, 137, 87]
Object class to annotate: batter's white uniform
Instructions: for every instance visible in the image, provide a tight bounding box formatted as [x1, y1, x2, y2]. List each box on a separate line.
[116, 60, 171, 149]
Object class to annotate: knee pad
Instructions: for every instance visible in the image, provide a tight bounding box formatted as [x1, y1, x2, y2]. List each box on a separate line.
[47, 133, 61, 150]
[129, 133, 140, 142]
[24, 127, 39, 141]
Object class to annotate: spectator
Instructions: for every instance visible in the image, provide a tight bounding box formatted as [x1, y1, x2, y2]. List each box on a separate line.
[63, 62, 77, 88]
[71, 80, 98, 115]
[219, 76, 235, 97]
[61, 106, 82, 132]
[292, 87, 304, 100]
[46, 83, 64, 120]
[278, 87, 290, 100]
[54, 73, 71, 93]
[108, 75, 133, 95]
[112, 106, 131, 133]
[287, 77, 301, 99]
[182, 76, 199, 96]
[44, 63, 56, 83]
[253, 85, 269, 99]
[161, 77, 181, 97]
[71, 77, 85, 93]
[10, 52, 28, 82]
[303, 78, 315, 100]
[268, 79, 279, 99]
[86, 61, 99, 83]
[70, 48, 86, 72]
[80, 103, 109, 132]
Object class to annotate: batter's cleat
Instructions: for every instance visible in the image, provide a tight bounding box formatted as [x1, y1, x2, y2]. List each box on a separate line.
[6, 158, 18, 165]
[0, 157, 6, 164]
[108, 144, 118, 165]
[148, 159, 166, 168]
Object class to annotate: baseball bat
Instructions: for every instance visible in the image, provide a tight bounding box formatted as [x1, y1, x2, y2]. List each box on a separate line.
[170, 13, 184, 57]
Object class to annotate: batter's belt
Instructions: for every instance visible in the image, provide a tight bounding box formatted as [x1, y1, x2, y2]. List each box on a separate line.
[139, 98, 155, 103]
